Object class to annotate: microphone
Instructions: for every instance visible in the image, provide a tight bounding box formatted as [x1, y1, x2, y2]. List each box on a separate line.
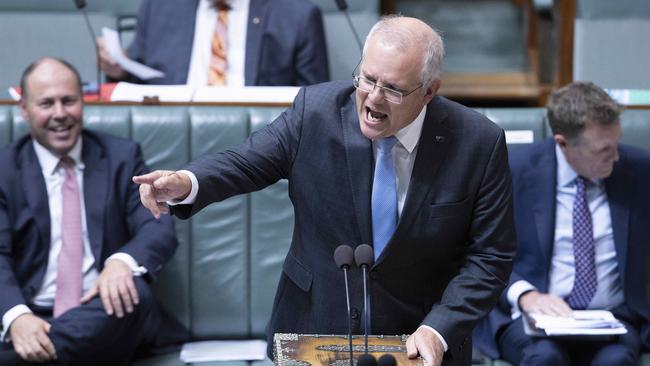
[354, 244, 374, 355]
[377, 354, 397, 366]
[332, 0, 363, 53]
[357, 353, 378, 366]
[334, 244, 355, 366]
[72, 0, 102, 101]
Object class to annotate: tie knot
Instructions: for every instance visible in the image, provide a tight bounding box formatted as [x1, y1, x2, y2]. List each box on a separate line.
[575, 176, 588, 191]
[59, 156, 76, 174]
[212, 0, 231, 10]
[377, 136, 398, 154]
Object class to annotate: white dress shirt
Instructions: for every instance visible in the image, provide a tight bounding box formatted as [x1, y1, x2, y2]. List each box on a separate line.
[507, 144, 623, 319]
[1, 139, 145, 341]
[186, 0, 250, 88]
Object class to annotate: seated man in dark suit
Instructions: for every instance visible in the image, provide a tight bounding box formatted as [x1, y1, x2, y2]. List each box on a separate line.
[98, 0, 330, 87]
[0, 57, 185, 365]
[474, 81, 650, 365]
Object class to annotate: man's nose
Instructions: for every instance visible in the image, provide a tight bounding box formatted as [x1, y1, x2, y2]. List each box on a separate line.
[53, 102, 66, 119]
[368, 85, 385, 103]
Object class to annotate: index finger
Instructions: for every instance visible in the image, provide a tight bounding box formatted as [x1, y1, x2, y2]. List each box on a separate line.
[36, 332, 57, 360]
[133, 170, 168, 185]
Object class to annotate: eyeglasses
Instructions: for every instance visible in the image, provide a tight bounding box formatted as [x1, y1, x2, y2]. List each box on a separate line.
[352, 62, 423, 104]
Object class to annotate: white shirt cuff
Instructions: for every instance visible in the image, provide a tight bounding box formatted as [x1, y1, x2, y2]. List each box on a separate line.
[507, 280, 537, 319]
[167, 170, 198, 206]
[2, 304, 32, 342]
[106, 252, 147, 276]
[418, 325, 448, 352]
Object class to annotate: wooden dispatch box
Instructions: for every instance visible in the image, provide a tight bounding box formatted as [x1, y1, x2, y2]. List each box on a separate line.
[273, 333, 424, 365]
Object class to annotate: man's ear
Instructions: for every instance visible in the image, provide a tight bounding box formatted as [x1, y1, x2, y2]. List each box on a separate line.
[554, 134, 567, 148]
[18, 99, 29, 123]
[423, 79, 441, 104]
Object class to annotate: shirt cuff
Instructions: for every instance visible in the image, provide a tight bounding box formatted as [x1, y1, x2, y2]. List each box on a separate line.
[507, 280, 537, 319]
[106, 253, 147, 276]
[167, 170, 198, 206]
[418, 325, 448, 352]
[2, 304, 32, 342]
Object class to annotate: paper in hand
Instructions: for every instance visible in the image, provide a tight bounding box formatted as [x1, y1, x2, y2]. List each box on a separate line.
[101, 27, 165, 80]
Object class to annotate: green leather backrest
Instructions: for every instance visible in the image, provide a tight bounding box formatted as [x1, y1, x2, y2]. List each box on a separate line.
[478, 108, 548, 149]
[189, 107, 250, 339]
[131, 106, 193, 329]
[620, 110, 650, 151]
[248, 107, 293, 337]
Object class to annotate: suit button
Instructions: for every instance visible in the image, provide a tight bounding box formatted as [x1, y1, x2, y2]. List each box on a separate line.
[351, 308, 360, 320]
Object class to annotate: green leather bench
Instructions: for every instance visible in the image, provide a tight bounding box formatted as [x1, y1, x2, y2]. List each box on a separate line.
[1, 105, 648, 365]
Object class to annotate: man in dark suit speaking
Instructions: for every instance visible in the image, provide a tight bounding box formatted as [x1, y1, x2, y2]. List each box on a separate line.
[0, 58, 184, 365]
[135, 16, 516, 365]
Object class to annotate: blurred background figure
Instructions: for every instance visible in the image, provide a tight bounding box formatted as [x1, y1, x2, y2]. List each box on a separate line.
[97, 0, 330, 87]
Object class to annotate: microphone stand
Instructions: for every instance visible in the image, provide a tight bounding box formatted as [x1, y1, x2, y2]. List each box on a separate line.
[74, 0, 103, 101]
[334, 245, 356, 366]
[343, 264, 354, 366]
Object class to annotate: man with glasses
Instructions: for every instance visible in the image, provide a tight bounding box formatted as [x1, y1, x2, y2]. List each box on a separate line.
[134, 15, 516, 366]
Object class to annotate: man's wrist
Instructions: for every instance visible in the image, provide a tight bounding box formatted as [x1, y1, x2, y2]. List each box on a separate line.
[418, 325, 448, 352]
[2, 305, 32, 342]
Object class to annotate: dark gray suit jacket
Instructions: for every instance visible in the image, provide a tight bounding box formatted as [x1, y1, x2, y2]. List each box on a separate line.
[174, 81, 516, 364]
[127, 0, 329, 86]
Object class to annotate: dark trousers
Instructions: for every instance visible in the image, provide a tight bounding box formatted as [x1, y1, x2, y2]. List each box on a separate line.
[497, 316, 641, 366]
[0, 277, 166, 366]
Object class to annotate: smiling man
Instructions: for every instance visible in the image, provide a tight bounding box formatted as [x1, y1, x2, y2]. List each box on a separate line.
[133, 16, 516, 366]
[0, 58, 185, 365]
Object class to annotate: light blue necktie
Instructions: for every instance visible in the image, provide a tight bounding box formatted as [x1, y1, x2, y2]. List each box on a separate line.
[371, 136, 398, 261]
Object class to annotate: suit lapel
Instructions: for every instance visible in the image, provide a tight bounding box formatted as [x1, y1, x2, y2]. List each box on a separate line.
[245, 0, 269, 85]
[605, 162, 631, 278]
[341, 93, 374, 246]
[377, 97, 451, 263]
[21, 144, 51, 249]
[527, 139, 557, 272]
[81, 135, 107, 263]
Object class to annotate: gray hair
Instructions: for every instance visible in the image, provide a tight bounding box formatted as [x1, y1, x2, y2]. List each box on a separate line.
[363, 15, 444, 89]
[547, 81, 621, 143]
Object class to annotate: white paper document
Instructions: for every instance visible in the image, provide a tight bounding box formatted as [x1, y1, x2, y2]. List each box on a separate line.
[193, 86, 300, 103]
[524, 310, 627, 337]
[101, 27, 164, 80]
[179, 340, 267, 363]
[110, 82, 194, 102]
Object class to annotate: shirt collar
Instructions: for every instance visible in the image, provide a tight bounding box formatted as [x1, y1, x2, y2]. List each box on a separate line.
[394, 105, 426, 153]
[32, 136, 84, 176]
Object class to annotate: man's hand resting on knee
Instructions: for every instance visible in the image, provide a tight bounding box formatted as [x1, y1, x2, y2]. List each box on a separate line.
[81, 259, 139, 318]
[9, 313, 56, 362]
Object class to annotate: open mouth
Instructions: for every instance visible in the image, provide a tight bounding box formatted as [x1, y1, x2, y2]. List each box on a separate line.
[366, 107, 387, 122]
